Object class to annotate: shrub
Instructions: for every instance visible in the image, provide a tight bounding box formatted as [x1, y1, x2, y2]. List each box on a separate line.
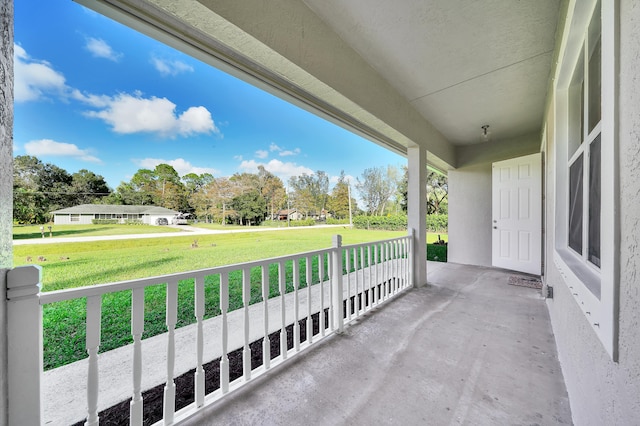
[352, 214, 448, 232]
[426, 214, 448, 232]
[124, 219, 144, 225]
[92, 219, 118, 225]
[326, 218, 350, 225]
[427, 244, 447, 262]
[288, 219, 316, 227]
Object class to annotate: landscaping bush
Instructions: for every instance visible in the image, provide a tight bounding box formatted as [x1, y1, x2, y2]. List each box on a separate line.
[288, 219, 316, 227]
[124, 219, 144, 225]
[326, 218, 350, 225]
[426, 214, 448, 232]
[427, 243, 447, 262]
[352, 214, 448, 233]
[352, 215, 407, 231]
[92, 219, 118, 225]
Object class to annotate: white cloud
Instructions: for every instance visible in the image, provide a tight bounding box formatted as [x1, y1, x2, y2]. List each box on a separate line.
[238, 159, 313, 181]
[85, 37, 122, 62]
[234, 155, 244, 161]
[151, 57, 194, 76]
[83, 93, 219, 137]
[24, 139, 102, 163]
[279, 148, 301, 157]
[269, 143, 282, 152]
[14, 44, 66, 102]
[268, 143, 301, 157]
[255, 150, 269, 159]
[134, 158, 219, 176]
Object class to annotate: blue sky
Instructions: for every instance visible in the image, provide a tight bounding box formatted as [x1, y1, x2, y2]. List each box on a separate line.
[14, 0, 404, 191]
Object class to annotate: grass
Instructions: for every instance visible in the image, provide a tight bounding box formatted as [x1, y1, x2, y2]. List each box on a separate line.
[14, 226, 447, 370]
[13, 223, 180, 240]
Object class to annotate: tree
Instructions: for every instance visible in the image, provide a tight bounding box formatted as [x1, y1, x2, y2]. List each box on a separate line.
[231, 189, 267, 226]
[12, 155, 74, 223]
[257, 166, 286, 220]
[70, 169, 111, 205]
[115, 164, 189, 210]
[327, 171, 356, 219]
[288, 170, 329, 218]
[397, 167, 448, 215]
[356, 165, 399, 215]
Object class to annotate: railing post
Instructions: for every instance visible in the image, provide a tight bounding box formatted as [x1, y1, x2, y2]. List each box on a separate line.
[408, 228, 416, 288]
[331, 235, 344, 333]
[6, 265, 43, 426]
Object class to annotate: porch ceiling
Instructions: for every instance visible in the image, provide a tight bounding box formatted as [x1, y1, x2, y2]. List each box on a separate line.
[302, 0, 561, 146]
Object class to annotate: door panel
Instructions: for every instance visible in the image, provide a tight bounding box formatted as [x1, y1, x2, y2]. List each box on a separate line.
[492, 153, 542, 275]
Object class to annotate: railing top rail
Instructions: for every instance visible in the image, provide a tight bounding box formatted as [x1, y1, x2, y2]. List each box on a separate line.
[341, 235, 410, 251]
[40, 246, 334, 305]
[39, 234, 411, 305]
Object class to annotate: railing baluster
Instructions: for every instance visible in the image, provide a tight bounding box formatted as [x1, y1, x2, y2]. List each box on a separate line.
[130, 288, 144, 426]
[163, 280, 178, 424]
[384, 242, 389, 300]
[85, 295, 101, 426]
[373, 244, 379, 305]
[361, 246, 366, 311]
[220, 273, 230, 393]
[279, 262, 287, 360]
[346, 248, 352, 320]
[319, 254, 326, 336]
[262, 265, 271, 370]
[367, 245, 372, 310]
[353, 247, 360, 318]
[194, 276, 205, 407]
[293, 260, 301, 351]
[393, 240, 398, 295]
[242, 268, 251, 381]
[306, 256, 313, 344]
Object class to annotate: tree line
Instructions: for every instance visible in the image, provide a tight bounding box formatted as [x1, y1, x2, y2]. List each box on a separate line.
[12, 155, 447, 225]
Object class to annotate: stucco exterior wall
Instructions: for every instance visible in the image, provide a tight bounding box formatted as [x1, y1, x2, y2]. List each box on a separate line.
[0, 1, 13, 423]
[447, 163, 492, 267]
[544, 1, 640, 423]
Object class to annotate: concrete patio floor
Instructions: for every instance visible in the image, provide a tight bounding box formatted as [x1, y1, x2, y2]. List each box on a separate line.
[183, 261, 572, 425]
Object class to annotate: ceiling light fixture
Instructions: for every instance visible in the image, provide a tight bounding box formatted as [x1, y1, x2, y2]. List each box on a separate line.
[481, 125, 491, 142]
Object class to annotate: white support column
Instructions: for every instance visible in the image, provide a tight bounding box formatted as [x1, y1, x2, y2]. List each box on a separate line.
[6, 265, 43, 426]
[408, 145, 427, 287]
[331, 235, 344, 333]
[1, 3, 15, 425]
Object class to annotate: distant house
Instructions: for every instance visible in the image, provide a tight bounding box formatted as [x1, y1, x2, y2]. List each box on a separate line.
[277, 209, 303, 221]
[50, 204, 180, 226]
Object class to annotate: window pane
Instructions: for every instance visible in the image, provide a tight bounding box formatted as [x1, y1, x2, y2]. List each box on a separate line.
[569, 154, 584, 254]
[569, 48, 585, 156]
[588, 37, 601, 133]
[588, 1, 601, 133]
[589, 136, 601, 267]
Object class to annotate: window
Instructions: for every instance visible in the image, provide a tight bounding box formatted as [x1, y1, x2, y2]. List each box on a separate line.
[553, 0, 617, 359]
[70, 214, 80, 222]
[567, 5, 601, 271]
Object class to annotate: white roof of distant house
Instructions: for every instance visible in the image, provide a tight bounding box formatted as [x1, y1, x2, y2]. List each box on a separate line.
[51, 204, 179, 215]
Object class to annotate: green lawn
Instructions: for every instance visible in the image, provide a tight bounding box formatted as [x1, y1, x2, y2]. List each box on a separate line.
[12, 223, 180, 240]
[13, 227, 446, 370]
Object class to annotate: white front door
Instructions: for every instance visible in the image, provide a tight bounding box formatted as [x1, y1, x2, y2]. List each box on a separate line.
[492, 153, 542, 275]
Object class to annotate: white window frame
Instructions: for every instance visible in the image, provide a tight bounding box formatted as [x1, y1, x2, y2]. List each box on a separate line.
[553, 0, 618, 360]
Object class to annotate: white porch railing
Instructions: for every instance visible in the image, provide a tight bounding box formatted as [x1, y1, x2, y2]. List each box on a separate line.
[6, 232, 413, 425]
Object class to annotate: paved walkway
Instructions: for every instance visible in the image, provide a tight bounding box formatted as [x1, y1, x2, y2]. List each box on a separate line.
[184, 262, 572, 426]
